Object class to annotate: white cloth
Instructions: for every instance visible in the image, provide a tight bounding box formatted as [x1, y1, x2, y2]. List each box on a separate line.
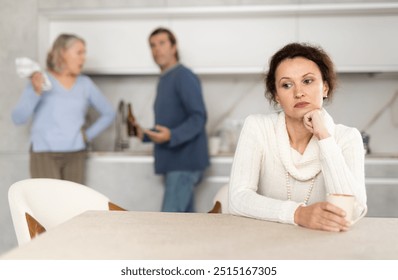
[228, 109, 367, 225]
[15, 57, 52, 91]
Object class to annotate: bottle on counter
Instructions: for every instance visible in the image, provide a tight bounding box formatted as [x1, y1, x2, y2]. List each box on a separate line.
[127, 103, 138, 137]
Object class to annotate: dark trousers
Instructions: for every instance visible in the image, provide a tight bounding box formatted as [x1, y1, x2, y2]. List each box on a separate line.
[30, 150, 87, 184]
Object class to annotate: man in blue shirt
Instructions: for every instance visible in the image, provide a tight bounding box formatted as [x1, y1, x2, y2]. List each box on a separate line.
[136, 27, 209, 212]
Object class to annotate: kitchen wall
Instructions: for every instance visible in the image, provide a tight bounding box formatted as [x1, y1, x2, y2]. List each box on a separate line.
[89, 73, 398, 155]
[0, 0, 39, 255]
[1, 0, 398, 254]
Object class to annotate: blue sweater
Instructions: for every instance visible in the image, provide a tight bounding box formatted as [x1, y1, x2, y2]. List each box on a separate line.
[146, 64, 210, 174]
[12, 73, 115, 152]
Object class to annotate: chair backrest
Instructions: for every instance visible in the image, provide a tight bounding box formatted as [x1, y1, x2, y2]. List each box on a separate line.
[208, 184, 229, 214]
[8, 178, 124, 246]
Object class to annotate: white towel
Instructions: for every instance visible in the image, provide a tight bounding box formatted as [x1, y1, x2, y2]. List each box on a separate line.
[15, 57, 52, 91]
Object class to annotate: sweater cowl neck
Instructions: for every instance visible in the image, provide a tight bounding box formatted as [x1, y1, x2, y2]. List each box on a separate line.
[275, 108, 335, 181]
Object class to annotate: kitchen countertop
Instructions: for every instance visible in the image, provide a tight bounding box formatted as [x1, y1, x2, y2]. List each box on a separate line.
[2, 152, 398, 163]
[88, 151, 234, 163]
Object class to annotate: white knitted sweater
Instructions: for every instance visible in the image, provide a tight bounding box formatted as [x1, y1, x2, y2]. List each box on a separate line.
[229, 110, 367, 225]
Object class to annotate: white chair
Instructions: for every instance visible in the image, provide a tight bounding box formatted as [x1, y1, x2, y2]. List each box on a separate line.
[8, 178, 125, 246]
[208, 184, 229, 214]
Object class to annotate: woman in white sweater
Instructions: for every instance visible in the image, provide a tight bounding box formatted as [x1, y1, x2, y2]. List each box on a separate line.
[229, 43, 367, 232]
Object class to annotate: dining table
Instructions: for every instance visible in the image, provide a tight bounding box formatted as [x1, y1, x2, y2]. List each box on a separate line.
[1, 210, 398, 260]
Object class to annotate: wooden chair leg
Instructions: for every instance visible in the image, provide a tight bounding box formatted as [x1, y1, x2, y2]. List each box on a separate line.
[108, 202, 126, 211]
[208, 201, 222, 214]
[25, 213, 46, 239]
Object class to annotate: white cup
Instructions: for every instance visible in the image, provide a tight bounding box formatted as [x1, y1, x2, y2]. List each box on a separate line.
[326, 193, 367, 225]
[209, 137, 221, 156]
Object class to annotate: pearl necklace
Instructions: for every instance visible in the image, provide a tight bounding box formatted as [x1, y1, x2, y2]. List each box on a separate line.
[285, 172, 317, 205]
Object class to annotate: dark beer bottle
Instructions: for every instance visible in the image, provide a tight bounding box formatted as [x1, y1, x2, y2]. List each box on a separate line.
[127, 103, 137, 137]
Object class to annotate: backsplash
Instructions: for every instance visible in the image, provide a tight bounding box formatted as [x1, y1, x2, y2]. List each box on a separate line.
[88, 72, 398, 155]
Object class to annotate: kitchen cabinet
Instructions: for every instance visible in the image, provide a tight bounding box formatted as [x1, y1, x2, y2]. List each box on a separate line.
[38, 3, 398, 74]
[298, 14, 398, 73]
[85, 153, 398, 217]
[171, 16, 295, 73]
[85, 153, 231, 213]
[47, 19, 167, 74]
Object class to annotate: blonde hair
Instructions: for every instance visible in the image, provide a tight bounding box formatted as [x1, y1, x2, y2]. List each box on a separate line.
[46, 33, 85, 73]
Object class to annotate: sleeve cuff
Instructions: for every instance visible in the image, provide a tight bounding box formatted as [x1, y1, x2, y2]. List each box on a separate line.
[280, 201, 305, 225]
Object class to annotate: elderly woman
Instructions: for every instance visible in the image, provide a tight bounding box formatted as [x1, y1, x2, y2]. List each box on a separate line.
[12, 33, 115, 184]
[229, 42, 367, 232]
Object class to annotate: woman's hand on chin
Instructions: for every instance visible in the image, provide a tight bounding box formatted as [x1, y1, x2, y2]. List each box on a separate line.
[303, 109, 330, 140]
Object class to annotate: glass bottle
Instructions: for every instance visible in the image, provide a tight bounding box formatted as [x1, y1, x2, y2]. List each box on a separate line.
[127, 103, 137, 137]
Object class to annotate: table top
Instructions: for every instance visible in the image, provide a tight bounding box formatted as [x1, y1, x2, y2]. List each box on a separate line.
[2, 211, 398, 260]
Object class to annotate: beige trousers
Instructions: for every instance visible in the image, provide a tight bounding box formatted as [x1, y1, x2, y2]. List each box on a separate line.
[30, 149, 87, 184]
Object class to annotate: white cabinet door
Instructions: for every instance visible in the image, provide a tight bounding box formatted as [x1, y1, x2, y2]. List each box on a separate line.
[298, 14, 398, 72]
[42, 4, 398, 74]
[46, 15, 296, 74]
[49, 19, 168, 74]
[171, 16, 296, 73]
